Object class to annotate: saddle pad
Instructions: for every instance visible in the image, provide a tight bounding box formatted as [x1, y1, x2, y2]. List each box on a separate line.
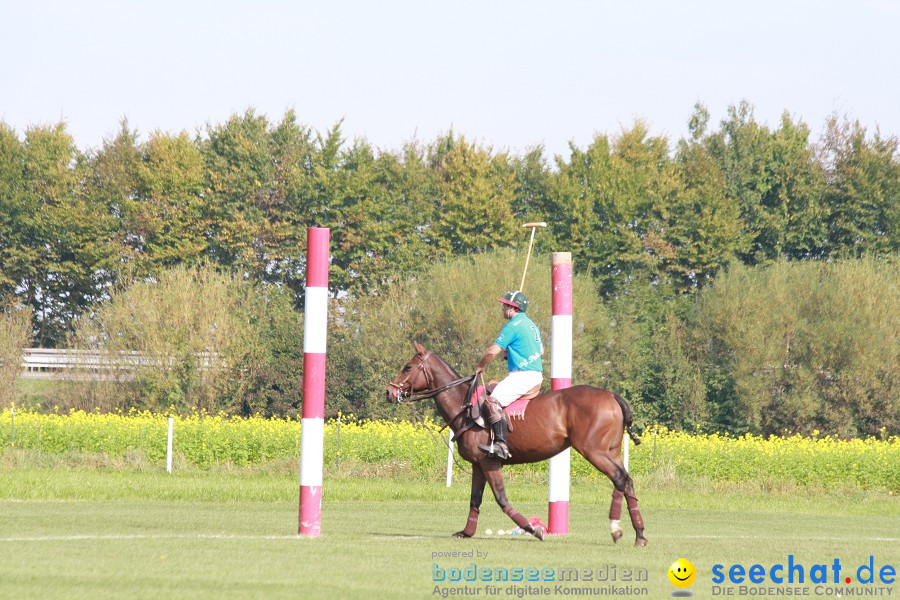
[506, 398, 530, 419]
[471, 386, 486, 405]
[472, 386, 530, 419]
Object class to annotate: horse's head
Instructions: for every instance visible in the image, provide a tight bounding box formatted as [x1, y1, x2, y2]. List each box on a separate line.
[386, 340, 434, 402]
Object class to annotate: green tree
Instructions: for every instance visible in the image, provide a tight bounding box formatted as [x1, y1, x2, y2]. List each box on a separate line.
[666, 105, 743, 289]
[0, 123, 28, 301]
[202, 111, 357, 303]
[429, 134, 518, 255]
[550, 123, 677, 296]
[265, 111, 318, 297]
[512, 145, 552, 223]
[202, 109, 279, 276]
[548, 135, 615, 290]
[18, 123, 116, 345]
[86, 120, 142, 272]
[819, 116, 899, 257]
[600, 283, 705, 429]
[133, 131, 208, 271]
[328, 141, 436, 298]
[765, 113, 827, 259]
[704, 102, 829, 265]
[705, 102, 779, 265]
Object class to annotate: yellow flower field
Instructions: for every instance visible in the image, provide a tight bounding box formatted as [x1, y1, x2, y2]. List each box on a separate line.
[2, 409, 897, 490]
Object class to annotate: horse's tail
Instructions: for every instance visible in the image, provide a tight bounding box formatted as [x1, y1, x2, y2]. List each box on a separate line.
[613, 393, 641, 446]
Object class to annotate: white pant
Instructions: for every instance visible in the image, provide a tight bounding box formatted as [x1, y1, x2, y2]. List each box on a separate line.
[490, 370, 543, 407]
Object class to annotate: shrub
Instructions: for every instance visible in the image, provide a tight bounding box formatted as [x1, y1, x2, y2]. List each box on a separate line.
[0, 302, 31, 407]
[696, 257, 899, 436]
[329, 248, 612, 419]
[67, 264, 303, 416]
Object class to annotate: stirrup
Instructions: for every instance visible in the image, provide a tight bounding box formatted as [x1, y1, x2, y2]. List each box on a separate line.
[478, 441, 511, 460]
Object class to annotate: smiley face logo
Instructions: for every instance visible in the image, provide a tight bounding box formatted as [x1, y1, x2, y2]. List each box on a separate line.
[668, 558, 696, 588]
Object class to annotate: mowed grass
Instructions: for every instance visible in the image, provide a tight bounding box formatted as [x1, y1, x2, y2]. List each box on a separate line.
[0, 460, 898, 600]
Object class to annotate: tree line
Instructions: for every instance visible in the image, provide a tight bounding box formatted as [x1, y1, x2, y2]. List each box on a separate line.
[1, 101, 897, 347]
[1, 103, 897, 436]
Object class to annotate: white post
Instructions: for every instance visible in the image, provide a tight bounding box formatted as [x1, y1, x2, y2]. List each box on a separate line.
[624, 433, 629, 472]
[446, 439, 454, 487]
[166, 417, 174, 474]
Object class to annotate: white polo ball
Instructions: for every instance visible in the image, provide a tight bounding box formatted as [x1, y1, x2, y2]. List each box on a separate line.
[484, 529, 493, 535]
[497, 529, 505, 535]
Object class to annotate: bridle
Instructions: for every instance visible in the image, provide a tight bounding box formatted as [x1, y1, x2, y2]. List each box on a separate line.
[388, 351, 433, 402]
[389, 351, 480, 472]
[388, 352, 475, 403]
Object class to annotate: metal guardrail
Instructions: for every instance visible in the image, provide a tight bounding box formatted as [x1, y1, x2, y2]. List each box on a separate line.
[19, 348, 216, 380]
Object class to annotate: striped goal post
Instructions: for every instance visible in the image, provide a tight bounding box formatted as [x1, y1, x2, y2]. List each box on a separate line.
[548, 252, 572, 534]
[299, 228, 330, 537]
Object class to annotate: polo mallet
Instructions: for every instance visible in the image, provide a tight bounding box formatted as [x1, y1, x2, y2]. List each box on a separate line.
[519, 222, 547, 291]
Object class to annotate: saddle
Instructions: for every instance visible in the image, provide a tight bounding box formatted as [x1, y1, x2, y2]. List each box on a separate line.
[467, 381, 542, 427]
[450, 380, 540, 443]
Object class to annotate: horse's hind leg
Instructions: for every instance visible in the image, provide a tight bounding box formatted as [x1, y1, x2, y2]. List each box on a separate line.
[481, 460, 544, 541]
[609, 489, 625, 543]
[453, 464, 487, 538]
[582, 451, 648, 547]
[622, 477, 647, 546]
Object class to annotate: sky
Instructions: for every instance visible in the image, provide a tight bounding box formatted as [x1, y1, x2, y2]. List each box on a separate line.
[1, 0, 898, 159]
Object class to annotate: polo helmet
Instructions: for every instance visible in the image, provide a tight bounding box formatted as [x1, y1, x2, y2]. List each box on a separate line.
[498, 290, 529, 313]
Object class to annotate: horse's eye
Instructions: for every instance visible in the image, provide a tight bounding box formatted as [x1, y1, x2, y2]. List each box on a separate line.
[402, 366, 411, 373]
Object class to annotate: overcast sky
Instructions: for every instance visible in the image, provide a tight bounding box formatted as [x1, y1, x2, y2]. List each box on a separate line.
[2, 0, 898, 159]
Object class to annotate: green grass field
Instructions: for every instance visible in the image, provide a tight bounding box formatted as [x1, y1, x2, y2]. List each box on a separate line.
[1, 457, 898, 600]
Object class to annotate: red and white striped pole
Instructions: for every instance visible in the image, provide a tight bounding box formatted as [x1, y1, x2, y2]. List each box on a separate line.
[548, 252, 572, 535]
[299, 227, 330, 537]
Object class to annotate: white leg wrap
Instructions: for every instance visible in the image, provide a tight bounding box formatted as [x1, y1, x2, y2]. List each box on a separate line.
[610, 520, 622, 534]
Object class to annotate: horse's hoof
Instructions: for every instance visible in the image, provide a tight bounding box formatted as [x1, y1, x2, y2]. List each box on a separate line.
[452, 531, 472, 539]
[532, 526, 545, 541]
[611, 530, 624, 544]
[634, 537, 648, 547]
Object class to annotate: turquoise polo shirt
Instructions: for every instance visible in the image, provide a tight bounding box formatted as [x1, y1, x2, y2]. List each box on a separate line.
[494, 312, 543, 372]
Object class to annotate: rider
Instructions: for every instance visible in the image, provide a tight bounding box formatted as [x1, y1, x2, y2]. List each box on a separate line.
[474, 290, 544, 460]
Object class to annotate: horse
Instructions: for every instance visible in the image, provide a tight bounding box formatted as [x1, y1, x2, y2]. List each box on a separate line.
[386, 341, 648, 546]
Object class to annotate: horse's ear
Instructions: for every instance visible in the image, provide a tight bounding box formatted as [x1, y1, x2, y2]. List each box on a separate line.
[413, 340, 426, 355]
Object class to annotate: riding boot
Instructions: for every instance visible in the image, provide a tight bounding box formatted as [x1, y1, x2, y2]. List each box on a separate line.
[479, 416, 511, 460]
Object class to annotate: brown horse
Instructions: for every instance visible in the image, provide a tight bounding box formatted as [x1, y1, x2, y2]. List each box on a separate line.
[386, 341, 648, 546]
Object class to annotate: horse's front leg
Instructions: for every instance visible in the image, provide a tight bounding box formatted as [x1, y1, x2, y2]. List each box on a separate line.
[452, 463, 486, 538]
[481, 459, 544, 541]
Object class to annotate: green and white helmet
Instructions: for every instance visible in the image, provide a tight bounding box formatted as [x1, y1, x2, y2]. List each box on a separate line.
[498, 290, 529, 313]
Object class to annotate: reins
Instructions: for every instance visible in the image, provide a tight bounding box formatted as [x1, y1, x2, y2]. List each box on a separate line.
[396, 375, 475, 403]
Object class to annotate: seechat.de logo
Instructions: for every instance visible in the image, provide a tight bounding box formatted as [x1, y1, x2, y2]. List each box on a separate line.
[711, 555, 896, 586]
[668, 558, 697, 597]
